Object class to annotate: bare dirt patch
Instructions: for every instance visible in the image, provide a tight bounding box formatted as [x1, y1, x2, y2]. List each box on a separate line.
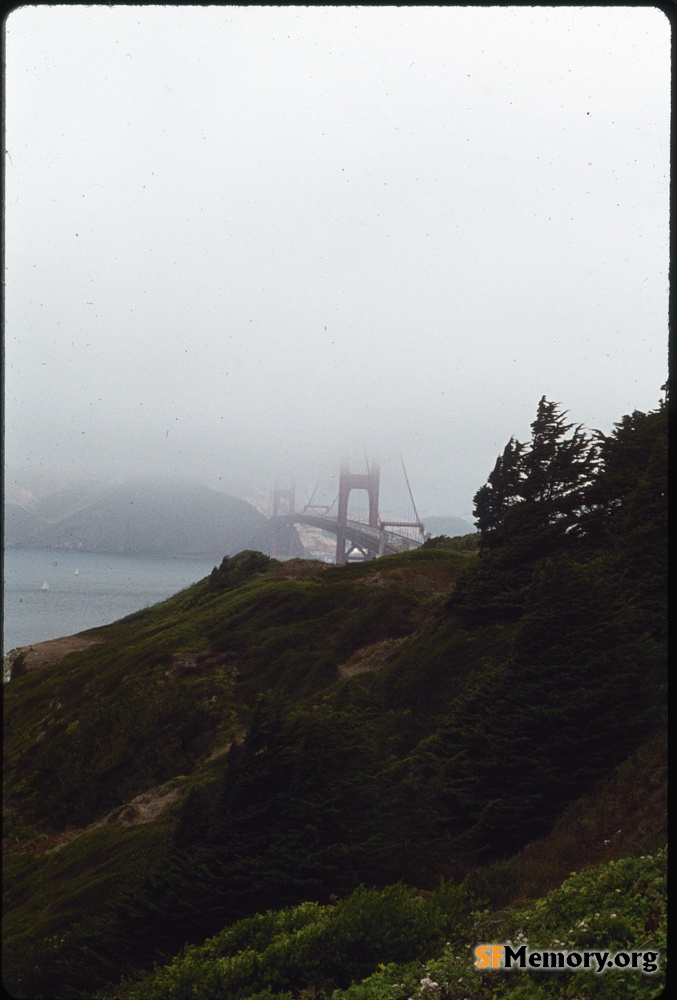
[104, 781, 185, 827]
[338, 636, 408, 678]
[268, 558, 331, 579]
[361, 565, 459, 595]
[40, 778, 187, 856]
[4, 634, 101, 678]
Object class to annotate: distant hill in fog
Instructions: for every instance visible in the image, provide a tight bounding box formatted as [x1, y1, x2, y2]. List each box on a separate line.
[4, 503, 47, 546]
[423, 514, 475, 538]
[4, 475, 303, 560]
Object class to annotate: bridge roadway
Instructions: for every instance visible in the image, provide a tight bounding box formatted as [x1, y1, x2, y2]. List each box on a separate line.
[274, 511, 424, 560]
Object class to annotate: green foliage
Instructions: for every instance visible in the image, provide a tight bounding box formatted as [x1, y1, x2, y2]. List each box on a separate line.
[207, 549, 278, 592]
[579, 401, 668, 649]
[3, 553, 424, 835]
[15, 680, 215, 827]
[520, 397, 598, 521]
[456, 397, 600, 622]
[421, 534, 479, 552]
[437, 555, 660, 858]
[457, 394, 665, 631]
[473, 436, 526, 548]
[580, 402, 667, 545]
[105, 852, 665, 1000]
[443, 391, 666, 859]
[164, 700, 413, 938]
[2, 822, 174, 1000]
[108, 879, 476, 1000]
[331, 850, 666, 1000]
[471, 395, 599, 556]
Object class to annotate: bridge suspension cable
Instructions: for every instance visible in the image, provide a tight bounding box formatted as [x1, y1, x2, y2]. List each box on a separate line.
[271, 454, 425, 563]
[400, 454, 424, 532]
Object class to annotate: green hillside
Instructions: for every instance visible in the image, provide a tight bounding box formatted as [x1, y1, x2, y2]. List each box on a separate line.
[106, 845, 666, 1000]
[2, 394, 667, 999]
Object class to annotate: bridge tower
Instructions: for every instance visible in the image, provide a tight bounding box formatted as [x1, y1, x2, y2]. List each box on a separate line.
[336, 459, 380, 564]
[271, 483, 295, 559]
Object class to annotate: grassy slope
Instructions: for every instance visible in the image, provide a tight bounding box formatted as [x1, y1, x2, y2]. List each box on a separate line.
[102, 850, 666, 1000]
[2, 545, 666, 999]
[4, 548, 474, 832]
[3, 549, 476, 994]
[104, 752, 667, 1000]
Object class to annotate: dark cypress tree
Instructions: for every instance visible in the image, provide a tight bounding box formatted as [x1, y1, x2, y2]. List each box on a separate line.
[454, 397, 599, 623]
[521, 397, 599, 521]
[473, 436, 525, 550]
[578, 395, 668, 655]
[500, 397, 599, 564]
[472, 396, 599, 551]
[439, 554, 659, 858]
[445, 391, 666, 853]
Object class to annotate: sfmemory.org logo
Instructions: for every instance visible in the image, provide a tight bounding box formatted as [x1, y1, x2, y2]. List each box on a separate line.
[475, 944, 660, 975]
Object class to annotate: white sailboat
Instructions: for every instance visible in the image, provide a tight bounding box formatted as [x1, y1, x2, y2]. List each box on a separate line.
[74, 568, 79, 576]
[41, 581, 49, 591]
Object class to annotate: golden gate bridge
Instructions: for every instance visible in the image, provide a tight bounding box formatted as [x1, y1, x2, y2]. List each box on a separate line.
[270, 456, 427, 564]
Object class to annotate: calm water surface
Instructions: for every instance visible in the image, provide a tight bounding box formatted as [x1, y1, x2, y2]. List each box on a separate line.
[3, 548, 216, 653]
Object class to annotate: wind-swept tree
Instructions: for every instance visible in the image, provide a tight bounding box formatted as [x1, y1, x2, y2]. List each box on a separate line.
[473, 396, 599, 556]
[440, 552, 659, 857]
[473, 436, 525, 550]
[520, 396, 599, 524]
[578, 393, 667, 649]
[455, 397, 599, 622]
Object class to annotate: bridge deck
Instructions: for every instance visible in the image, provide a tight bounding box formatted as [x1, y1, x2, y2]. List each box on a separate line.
[275, 512, 424, 559]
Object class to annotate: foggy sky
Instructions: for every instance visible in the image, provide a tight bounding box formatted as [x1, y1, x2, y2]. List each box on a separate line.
[4, 5, 670, 519]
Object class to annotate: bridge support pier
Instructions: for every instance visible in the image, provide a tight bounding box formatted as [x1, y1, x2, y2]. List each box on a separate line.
[336, 460, 380, 564]
[378, 527, 387, 557]
[271, 483, 295, 559]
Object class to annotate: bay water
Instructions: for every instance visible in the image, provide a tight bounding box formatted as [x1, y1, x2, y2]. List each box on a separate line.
[3, 547, 216, 654]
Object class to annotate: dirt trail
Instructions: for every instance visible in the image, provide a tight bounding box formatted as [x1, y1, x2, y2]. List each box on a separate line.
[3, 634, 101, 680]
[34, 779, 187, 856]
[338, 636, 407, 678]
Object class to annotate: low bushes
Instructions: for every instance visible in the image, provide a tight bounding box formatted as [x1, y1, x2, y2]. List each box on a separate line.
[109, 880, 475, 999]
[107, 850, 666, 1000]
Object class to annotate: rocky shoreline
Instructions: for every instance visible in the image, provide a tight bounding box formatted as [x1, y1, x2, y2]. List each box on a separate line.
[3, 634, 101, 683]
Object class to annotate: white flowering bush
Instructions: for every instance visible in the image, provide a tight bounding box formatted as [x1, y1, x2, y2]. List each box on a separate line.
[330, 850, 666, 1000]
[109, 851, 665, 1000]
